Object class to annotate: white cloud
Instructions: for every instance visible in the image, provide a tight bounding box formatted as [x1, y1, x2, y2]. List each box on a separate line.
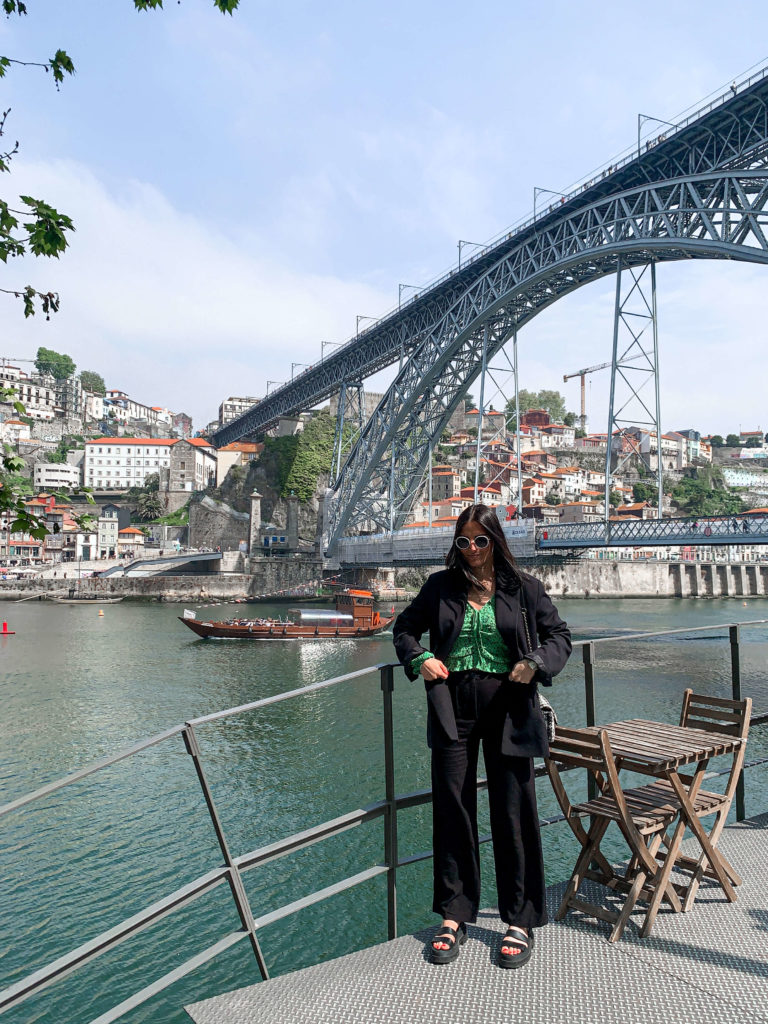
[4, 159, 391, 426]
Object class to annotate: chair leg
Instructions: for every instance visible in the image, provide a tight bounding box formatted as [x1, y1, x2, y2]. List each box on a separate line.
[609, 866, 648, 943]
[557, 817, 610, 921]
[680, 807, 743, 911]
[639, 832, 681, 937]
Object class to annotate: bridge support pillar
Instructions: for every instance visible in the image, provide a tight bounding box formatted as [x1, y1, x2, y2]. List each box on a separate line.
[604, 259, 663, 522]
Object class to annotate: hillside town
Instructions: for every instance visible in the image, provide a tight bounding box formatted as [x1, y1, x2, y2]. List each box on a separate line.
[2, 351, 768, 570]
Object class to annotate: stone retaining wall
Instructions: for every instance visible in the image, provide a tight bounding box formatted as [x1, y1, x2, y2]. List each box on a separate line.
[393, 561, 768, 599]
[0, 558, 325, 602]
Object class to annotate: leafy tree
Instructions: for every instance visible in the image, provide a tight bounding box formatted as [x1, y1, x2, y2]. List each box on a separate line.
[143, 472, 160, 493]
[726, 433, 740, 447]
[544, 490, 559, 506]
[563, 411, 577, 427]
[710, 435, 724, 448]
[633, 481, 657, 503]
[746, 437, 762, 448]
[505, 388, 572, 428]
[670, 466, 746, 517]
[575, 427, 586, 439]
[34, 346, 75, 379]
[80, 370, 106, 395]
[463, 394, 475, 410]
[137, 492, 164, 520]
[609, 490, 622, 507]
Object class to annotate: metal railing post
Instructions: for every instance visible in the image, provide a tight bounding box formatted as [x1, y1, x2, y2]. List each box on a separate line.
[182, 724, 270, 979]
[380, 665, 398, 939]
[729, 625, 746, 821]
[583, 643, 597, 800]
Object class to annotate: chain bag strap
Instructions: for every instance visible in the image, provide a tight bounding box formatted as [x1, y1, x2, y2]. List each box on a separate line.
[519, 581, 557, 743]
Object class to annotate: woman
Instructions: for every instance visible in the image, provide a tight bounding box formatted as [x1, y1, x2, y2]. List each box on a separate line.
[393, 504, 571, 968]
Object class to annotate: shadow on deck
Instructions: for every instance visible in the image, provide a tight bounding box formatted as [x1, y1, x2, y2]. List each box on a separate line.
[187, 812, 768, 1024]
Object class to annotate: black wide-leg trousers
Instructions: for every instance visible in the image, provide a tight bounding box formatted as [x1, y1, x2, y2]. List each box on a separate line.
[430, 670, 547, 928]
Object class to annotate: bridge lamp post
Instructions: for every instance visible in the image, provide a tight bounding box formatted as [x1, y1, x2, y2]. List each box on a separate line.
[533, 187, 568, 220]
[291, 362, 309, 380]
[398, 283, 420, 309]
[266, 380, 285, 395]
[637, 114, 680, 158]
[356, 315, 379, 337]
[457, 239, 483, 270]
[321, 340, 342, 363]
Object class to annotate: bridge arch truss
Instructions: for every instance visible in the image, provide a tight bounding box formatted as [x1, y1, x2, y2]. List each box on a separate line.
[324, 171, 768, 553]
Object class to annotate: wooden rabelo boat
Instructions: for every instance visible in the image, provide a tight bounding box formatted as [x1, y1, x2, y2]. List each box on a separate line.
[178, 589, 394, 640]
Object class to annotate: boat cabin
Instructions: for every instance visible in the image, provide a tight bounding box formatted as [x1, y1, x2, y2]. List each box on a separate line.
[334, 589, 380, 627]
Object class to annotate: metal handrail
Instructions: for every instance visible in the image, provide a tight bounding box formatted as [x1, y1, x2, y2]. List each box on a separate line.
[1, 619, 767, 1022]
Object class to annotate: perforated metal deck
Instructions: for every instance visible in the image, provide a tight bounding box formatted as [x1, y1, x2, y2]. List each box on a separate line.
[186, 814, 768, 1024]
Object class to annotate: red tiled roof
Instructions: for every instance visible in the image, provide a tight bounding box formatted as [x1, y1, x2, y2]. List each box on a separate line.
[119, 526, 145, 535]
[218, 441, 263, 453]
[183, 437, 214, 448]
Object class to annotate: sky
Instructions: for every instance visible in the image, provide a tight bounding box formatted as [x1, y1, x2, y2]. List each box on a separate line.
[1, 0, 767, 435]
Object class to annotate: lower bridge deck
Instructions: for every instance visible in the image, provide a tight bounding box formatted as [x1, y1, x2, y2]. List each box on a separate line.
[186, 812, 768, 1024]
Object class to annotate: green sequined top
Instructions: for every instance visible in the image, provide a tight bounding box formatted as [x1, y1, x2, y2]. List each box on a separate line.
[409, 596, 514, 675]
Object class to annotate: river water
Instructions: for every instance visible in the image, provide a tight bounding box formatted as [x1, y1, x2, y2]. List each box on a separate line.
[2, 595, 768, 1024]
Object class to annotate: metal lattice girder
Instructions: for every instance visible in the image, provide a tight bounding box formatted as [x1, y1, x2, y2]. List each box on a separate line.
[211, 76, 768, 450]
[323, 171, 768, 552]
[537, 513, 768, 548]
[604, 259, 663, 519]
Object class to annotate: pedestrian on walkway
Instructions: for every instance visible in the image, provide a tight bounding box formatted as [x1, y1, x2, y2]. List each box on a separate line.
[393, 504, 571, 969]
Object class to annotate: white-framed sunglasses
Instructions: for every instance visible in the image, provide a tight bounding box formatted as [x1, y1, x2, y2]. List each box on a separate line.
[455, 534, 491, 550]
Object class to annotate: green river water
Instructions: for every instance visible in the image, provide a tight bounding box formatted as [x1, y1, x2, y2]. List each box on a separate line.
[1, 595, 768, 1023]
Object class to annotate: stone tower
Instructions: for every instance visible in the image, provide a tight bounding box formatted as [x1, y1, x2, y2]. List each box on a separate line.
[249, 490, 262, 554]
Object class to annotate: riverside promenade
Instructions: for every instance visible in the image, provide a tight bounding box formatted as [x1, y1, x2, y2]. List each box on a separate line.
[187, 814, 768, 1024]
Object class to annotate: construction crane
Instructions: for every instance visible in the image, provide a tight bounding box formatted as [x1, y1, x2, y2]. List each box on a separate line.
[563, 360, 613, 433]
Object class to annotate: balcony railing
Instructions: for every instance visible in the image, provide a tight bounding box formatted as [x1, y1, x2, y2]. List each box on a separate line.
[1, 621, 767, 1023]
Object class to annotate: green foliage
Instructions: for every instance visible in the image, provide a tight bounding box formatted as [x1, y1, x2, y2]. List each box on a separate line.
[726, 434, 740, 447]
[137, 491, 164, 520]
[34, 345, 75, 379]
[670, 466, 746, 517]
[505, 388, 572, 428]
[609, 490, 622, 507]
[563, 411, 577, 427]
[632, 481, 657, 503]
[260, 413, 336, 502]
[544, 490, 559, 506]
[134, 0, 239, 10]
[710, 434, 724, 447]
[143, 472, 160, 492]
[745, 437, 762, 448]
[47, 436, 71, 464]
[80, 370, 106, 395]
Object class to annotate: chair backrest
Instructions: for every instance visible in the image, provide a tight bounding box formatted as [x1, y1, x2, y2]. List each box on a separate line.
[679, 689, 752, 799]
[680, 689, 752, 739]
[545, 726, 634, 831]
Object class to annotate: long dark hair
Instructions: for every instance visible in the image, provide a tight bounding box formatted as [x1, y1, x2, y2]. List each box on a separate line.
[445, 504, 520, 589]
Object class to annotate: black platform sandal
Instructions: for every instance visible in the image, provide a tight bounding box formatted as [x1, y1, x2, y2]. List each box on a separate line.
[429, 922, 467, 964]
[498, 926, 534, 969]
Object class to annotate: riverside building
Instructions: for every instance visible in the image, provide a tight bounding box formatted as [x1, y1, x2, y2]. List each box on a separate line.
[84, 438, 175, 490]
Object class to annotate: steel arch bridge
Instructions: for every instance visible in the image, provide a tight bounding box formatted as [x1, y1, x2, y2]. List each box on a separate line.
[210, 70, 768, 555]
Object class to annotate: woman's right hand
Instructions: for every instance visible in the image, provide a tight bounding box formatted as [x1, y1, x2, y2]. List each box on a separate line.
[420, 657, 449, 681]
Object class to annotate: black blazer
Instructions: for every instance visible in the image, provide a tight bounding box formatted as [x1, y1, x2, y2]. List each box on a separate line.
[393, 567, 571, 757]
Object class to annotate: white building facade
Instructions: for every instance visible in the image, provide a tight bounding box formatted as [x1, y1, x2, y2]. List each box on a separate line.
[33, 463, 82, 491]
[84, 438, 175, 490]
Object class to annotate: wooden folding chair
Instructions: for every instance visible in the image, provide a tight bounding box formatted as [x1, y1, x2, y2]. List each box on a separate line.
[620, 689, 752, 913]
[545, 726, 680, 942]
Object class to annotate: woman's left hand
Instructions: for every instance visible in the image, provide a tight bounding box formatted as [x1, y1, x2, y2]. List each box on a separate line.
[508, 660, 536, 685]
